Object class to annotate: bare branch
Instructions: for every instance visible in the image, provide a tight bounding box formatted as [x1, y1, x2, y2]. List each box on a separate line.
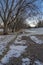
[0, 1, 4, 13]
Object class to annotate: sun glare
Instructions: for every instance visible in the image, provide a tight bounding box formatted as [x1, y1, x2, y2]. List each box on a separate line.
[26, 19, 38, 27]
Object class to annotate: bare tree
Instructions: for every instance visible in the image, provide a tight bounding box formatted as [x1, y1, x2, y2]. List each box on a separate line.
[8, 16, 25, 32]
[0, 0, 39, 34]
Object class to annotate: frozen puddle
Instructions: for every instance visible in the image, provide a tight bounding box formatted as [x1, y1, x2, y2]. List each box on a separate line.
[0, 45, 27, 64]
[30, 36, 43, 44]
[0, 35, 15, 55]
[22, 58, 43, 65]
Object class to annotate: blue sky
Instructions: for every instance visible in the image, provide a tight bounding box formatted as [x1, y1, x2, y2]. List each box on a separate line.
[25, 0, 43, 27]
[0, 0, 43, 23]
[0, 0, 43, 15]
[35, 0, 43, 13]
[27, 0, 43, 20]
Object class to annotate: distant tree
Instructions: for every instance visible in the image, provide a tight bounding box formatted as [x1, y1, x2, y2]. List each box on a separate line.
[38, 20, 43, 27]
[0, 0, 40, 34]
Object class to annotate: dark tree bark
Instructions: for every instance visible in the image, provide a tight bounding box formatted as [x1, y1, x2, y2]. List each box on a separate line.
[4, 22, 8, 35]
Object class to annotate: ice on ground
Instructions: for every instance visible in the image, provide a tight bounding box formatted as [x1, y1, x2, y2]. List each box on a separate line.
[0, 35, 15, 55]
[22, 58, 30, 65]
[0, 45, 27, 64]
[30, 36, 43, 44]
[22, 58, 43, 65]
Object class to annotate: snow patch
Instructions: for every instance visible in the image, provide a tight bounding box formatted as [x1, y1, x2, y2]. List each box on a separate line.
[22, 58, 43, 65]
[14, 34, 26, 45]
[0, 35, 15, 55]
[15, 39, 26, 45]
[0, 45, 27, 64]
[30, 36, 43, 44]
[22, 58, 30, 65]
[35, 60, 43, 65]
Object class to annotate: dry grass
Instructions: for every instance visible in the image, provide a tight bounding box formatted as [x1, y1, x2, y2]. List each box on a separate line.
[21, 35, 43, 62]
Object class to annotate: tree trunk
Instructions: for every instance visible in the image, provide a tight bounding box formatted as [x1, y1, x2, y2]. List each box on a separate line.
[3, 22, 8, 35]
[12, 29, 14, 32]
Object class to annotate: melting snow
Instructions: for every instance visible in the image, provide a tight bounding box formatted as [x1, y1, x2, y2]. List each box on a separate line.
[22, 58, 30, 65]
[30, 36, 43, 44]
[0, 35, 15, 55]
[0, 45, 27, 64]
[15, 40, 26, 45]
[22, 58, 43, 65]
[35, 60, 43, 65]
[22, 28, 43, 35]
[14, 34, 26, 45]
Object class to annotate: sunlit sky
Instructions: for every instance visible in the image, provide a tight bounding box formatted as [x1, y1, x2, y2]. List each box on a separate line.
[25, 0, 43, 27]
[26, 15, 43, 27]
[26, 18, 38, 27]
